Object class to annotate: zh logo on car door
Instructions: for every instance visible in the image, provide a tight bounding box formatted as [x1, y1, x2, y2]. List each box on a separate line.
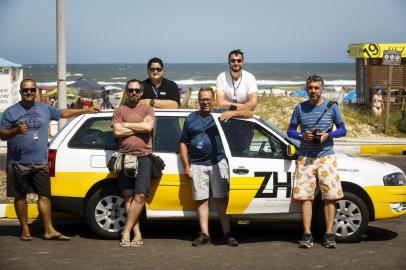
[254, 172, 292, 198]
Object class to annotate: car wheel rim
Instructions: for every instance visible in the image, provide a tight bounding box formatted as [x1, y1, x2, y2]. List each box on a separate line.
[94, 195, 126, 233]
[333, 199, 362, 237]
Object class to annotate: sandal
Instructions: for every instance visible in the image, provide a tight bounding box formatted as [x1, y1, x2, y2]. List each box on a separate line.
[20, 235, 32, 241]
[130, 239, 143, 247]
[119, 237, 131, 247]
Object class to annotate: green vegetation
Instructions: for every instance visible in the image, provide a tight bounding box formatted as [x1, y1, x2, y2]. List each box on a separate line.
[255, 95, 406, 138]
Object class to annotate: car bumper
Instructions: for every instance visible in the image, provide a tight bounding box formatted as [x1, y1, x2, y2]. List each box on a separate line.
[364, 186, 406, 220]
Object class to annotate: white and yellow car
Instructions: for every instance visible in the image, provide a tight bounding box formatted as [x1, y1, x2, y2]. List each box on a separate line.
[48, 109, 406, 241]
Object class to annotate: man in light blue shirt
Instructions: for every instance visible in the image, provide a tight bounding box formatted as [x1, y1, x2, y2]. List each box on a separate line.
[0, 78, 99, 241]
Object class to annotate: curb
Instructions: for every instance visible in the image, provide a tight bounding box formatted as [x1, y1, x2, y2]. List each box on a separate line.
[334, 143, 406, 155]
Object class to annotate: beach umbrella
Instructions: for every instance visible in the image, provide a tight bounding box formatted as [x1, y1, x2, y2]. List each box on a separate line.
[344, 90, 357, 103]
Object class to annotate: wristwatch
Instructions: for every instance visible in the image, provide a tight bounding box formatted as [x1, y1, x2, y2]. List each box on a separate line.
[150, 99, 155, 107]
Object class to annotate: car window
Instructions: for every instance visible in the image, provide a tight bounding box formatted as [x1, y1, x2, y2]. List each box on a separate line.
[220, 119, 284, 159]
[154, 116, 185, 153]
[68, 118, 117, 150]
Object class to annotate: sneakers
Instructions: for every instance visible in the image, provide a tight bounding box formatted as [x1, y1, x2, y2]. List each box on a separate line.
[224, 233, 239, 246]
[323, 233, 337, 248]
[298, 233, 314, 248]
[192, 233, 211, 247]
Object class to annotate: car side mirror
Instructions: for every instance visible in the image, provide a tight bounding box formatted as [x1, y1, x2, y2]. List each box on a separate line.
[286, 144, 298, 159]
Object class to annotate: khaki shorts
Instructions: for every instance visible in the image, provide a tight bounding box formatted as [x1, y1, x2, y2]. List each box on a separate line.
[293, 155, 343, 201]
[190, 158, 229, 201]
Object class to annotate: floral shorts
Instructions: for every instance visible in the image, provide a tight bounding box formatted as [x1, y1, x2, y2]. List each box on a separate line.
[293, 155, 343, 201]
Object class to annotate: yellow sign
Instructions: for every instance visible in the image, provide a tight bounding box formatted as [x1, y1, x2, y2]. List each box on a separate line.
[349, 43, 406, 58]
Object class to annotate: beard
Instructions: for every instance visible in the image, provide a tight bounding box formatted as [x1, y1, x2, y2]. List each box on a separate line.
[126, 95, 140, 107]
[230, 65, 242, 73]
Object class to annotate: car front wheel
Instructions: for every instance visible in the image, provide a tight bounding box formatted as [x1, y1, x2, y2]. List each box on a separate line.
[333, 191, 369, 242]
[86, 185, 126, 239]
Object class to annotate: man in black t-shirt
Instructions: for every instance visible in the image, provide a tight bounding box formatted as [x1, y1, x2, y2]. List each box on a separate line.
[141, 57, 180, 109]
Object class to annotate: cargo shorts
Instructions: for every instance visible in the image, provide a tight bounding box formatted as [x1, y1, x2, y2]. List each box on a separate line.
[190, 158, 229, 201]
[292, 155, 344, 201]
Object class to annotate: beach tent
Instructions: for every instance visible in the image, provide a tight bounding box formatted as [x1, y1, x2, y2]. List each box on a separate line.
[290, 88, 308, 97]
[344, 90, 357, 103]
[68, 78, 105, 98]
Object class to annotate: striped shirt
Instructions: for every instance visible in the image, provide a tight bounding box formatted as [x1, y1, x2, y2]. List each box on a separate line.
[290, 99, 344, 157]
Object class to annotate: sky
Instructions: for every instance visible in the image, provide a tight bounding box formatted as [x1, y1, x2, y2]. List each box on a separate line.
[1, 0, 405, 64]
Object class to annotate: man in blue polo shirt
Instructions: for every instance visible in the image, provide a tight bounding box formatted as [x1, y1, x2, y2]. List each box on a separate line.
[179, 87, 252, 247]
[0, 78, 99, 241]
[288, 74, 347, 248]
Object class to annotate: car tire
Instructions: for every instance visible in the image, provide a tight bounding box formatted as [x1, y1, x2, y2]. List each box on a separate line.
[86, 185, 126, 239]
[314, 191, 369, 243]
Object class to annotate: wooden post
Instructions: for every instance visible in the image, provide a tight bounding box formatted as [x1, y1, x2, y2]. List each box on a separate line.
[57, 0, 67, 129]
[384, 66, 393, 133]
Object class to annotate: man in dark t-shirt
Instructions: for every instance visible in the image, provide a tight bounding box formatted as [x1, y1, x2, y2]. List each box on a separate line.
[179, 87, 253, 247]
[141, 57, 180, 109]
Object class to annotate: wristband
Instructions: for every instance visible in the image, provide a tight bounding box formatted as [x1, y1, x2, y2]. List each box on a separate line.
[150, 99, 155, 107]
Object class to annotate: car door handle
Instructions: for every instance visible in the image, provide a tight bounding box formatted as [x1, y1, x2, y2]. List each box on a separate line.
[233, 168, 249, 174]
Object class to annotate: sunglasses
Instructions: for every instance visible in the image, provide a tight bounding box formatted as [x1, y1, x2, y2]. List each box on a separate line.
[20, 88, 37, 94]
[127, 88, 142, 94]
[198, 99, 213, 104]
[230, 59, 243, 63]
[307, 86, 320, 90]
[149, 68, 163, 73]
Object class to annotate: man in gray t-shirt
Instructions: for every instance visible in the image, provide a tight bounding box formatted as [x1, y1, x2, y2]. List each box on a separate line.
[0, 78, 99, 241]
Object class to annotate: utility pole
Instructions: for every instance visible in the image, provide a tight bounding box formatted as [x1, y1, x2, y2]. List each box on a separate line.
[57, 0, 67, 129]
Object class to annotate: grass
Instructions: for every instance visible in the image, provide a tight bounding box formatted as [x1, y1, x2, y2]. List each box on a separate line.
[255, 95, 406, 138]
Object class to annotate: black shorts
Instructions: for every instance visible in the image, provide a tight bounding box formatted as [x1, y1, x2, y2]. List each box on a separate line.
[7, 164, 51, 198]
[118, 156, 152, 197]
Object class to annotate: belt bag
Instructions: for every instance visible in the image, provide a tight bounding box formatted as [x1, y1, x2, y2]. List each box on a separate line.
[123, 154, 138, 177]
[107, 152, 124, 173]
[107, 152, 138, 178]
[150, 154, 165, 178]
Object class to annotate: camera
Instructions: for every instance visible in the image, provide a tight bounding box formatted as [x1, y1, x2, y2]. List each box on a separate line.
[310, 128, 322, 144]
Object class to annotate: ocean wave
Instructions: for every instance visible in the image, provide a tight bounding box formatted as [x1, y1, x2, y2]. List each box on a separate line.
[66, 73, 83, 77]
[37, 79, 356, 88]
[175, 79, 355, 86]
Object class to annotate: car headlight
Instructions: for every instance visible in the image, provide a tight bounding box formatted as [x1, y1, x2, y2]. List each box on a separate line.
[383, 172, 406, 186]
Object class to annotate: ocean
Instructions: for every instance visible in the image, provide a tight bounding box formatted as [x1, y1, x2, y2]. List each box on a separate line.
[24, 63, 356, 91]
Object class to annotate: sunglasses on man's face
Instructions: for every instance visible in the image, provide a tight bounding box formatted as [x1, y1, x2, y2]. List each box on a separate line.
[20, 88, 37, 94]
[127, 88, 142, 94]
[307, 86, 320, 90]
[230, 59, 243, 63]
[149, 68, 163, 73]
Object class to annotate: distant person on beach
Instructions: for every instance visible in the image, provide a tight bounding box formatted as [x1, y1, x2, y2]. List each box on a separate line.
[216, 49, 257, 111]
[0, 78, 100, 242]
[141, 57, 180, 109]
[287, 74, 347, 249]
[371, 88, 384, 117]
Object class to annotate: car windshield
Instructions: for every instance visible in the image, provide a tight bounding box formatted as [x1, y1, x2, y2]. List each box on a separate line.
[257, 118, 300, 149]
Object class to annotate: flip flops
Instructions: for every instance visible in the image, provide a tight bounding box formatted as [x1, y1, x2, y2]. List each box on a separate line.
[43, 234, 70, 241]
[119, 237, 131, 247]
[20, 235, 32, 241]
[130, 239, 143, 247]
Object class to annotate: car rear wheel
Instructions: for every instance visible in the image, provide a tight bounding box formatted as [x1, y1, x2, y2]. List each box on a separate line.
[86, 185, 126, 239]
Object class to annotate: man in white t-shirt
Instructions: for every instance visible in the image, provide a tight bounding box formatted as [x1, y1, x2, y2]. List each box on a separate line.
[216, 49, 258, 111]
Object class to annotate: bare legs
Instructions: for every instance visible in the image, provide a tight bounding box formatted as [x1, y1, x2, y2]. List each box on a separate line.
[14, 195, 69, 240]
[121, 194, 145, 243]
[196, 197, 230, 236]
[301, 199, 337, 234]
